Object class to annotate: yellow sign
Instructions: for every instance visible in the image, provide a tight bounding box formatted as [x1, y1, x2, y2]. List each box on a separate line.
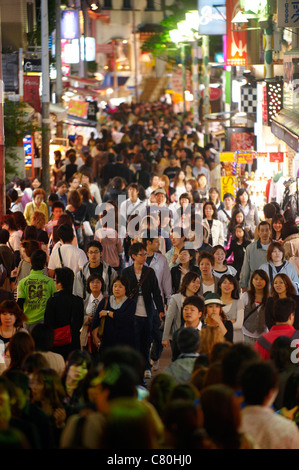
[221, 176, 238, 199]
[68, 99, 89, 118]
[220, 152, 236, 162]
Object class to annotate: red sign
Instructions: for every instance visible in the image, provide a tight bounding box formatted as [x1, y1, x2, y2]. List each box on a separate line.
[269, 152, 284, 163]
[200, 87, 222, 101]
[226, 0, 247, 66]
[23, 75, 41, 113]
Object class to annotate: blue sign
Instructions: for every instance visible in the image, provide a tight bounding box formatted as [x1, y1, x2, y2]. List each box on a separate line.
[198, 0, 226, 35]
[23, 135, 33, 167]
[61, 10, 79, 40]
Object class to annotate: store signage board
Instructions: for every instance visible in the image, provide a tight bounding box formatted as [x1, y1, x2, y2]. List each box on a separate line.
[226, 0, 247, 66]
[221, 176, 238, 199]
[61, 10, 79, 40]
[23, 59, 42, 73]
[198, 0, 226, 35]
[278, 1, 299, 27]
[269, 152, 284, 163]
[220, 152, 236, 162]
[68, 100, 89, 119]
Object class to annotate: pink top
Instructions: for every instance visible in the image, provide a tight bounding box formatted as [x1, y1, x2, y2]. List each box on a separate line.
[94, 227, 123, 268]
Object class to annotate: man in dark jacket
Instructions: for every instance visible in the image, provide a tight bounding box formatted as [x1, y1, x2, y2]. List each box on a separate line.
[44, 267, 84, 361]
[122, 242, 165, 379]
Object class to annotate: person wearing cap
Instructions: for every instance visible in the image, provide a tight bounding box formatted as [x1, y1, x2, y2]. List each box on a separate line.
[203, 292, 234, 343]
[171, 295, 205, 361]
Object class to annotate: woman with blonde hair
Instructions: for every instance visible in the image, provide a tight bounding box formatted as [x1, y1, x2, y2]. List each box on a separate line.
[200, 325, 225, 358]
[30, 211, 49, 245]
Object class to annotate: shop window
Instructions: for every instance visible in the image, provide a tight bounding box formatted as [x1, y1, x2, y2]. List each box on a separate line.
[103, 0, 112, 8]
[122, 0, 131, 9]
[145, 0, 155, 10]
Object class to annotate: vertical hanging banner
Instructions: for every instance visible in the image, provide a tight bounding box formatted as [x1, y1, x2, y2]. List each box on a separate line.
[226, 0, 247, 66]
[23, 76, 41, 113]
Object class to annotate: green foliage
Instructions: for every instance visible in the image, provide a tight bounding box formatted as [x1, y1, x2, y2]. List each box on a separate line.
[4, 100, 41, 181]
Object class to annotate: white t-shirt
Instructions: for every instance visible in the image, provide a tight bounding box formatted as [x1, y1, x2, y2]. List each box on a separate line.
[48, 243, 88, 274]
[135, 272, 147, 318]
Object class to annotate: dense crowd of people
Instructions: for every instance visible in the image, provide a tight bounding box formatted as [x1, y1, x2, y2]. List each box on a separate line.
[1, 101, 299, 449]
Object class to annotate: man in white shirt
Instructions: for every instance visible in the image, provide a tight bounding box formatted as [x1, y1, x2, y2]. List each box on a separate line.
[170, 296, 204, 361]
[218, 192, 235, 245]
[119, 183, 146, 238]
[192, 155, 210, 185]
[48, 224, 88, 278]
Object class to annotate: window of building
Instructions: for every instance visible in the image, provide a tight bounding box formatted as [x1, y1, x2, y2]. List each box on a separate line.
[123, 0, 131, 9]
[145, 0, 155, 10]
[103, 0, 112, 8]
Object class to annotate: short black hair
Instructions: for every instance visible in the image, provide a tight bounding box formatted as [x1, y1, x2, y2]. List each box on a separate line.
[129, 242, 146, 258]
[177, 327, 200, 354]
[58, 224, 74, 243]
[273, 297, 296, 323]
[86, 274, 104, 294]
[222, 343, 260, 390]
[182, 295, 205, 314]
[223, 193, 234, 200]
[31, 249, 47, 270]
[52, 201, 65, 211]
[87, 240, 103, 253]
[31, 323, 54, 351]
[55, 267, 74, 292]
[241, 361, 278, 405]
[0, 229, 9, 244]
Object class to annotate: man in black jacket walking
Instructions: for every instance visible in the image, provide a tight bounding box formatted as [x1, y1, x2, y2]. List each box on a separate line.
[122, 242, 165, 379]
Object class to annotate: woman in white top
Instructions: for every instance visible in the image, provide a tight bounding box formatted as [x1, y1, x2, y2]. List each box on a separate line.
[240, 269, 270, 347]
[217, 274, 244, 343]
[80, 273, 104, 351]
[202, 201, 224, 247]
[211, 245, 238, 279]
[172, 170, 187, 202]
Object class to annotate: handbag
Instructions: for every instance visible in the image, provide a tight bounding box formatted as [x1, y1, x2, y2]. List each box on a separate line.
[53, 324, 72, 347]
[97, 296, 109, 339]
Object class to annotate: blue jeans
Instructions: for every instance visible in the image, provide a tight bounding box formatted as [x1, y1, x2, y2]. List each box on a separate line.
[134, 315, 152, 371]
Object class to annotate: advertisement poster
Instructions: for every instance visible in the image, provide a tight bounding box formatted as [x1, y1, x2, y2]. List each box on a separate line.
[226, 0, 247, 66]
[23, 76, 41, 114]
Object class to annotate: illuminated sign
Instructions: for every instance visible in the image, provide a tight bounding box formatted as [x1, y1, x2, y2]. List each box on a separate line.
[61, 10, 79, 40]
[198, 0, 226, 35]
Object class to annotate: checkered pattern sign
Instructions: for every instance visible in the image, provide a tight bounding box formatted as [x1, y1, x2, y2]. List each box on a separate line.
[241, 85, 257, 114]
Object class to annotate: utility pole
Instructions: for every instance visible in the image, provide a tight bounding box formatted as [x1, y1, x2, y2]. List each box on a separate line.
[55, 0, 63, 104]
[132, 0, 138, 103]
[0, 7, 5, 218]
[41, 0, 50, 197]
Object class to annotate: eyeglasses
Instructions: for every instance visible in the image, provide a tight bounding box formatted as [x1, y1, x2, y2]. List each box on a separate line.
[137, 252, 147, 257]
[88, 250, 100, 255]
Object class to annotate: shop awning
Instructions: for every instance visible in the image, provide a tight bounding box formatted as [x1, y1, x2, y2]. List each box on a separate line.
[271, 109, 299, 153]
[101, 74, 129, 87]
